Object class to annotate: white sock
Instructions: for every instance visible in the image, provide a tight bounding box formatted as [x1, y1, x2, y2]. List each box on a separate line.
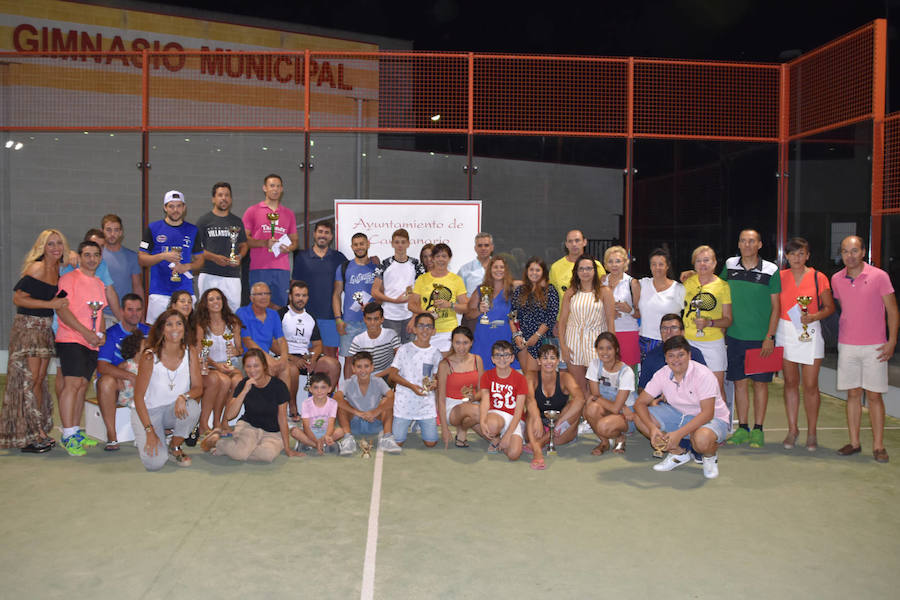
[63, 427, 78, 438]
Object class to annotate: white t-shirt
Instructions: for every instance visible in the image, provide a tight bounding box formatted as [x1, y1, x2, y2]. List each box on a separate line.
[390, 342, 443, 420]
[638, 278, 686, 340]
[586, 359, 636, 407]
[374, 256, 424, 321]
[348, 328, 400, 373]
[278, 306, 320, 355]
[603, 273, 639, 333]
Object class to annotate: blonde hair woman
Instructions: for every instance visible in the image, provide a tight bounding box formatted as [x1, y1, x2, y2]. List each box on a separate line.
[602, 246, 641, 366]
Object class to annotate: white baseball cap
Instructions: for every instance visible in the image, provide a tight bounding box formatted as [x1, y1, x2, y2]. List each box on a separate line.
[164, 190, 185, 205]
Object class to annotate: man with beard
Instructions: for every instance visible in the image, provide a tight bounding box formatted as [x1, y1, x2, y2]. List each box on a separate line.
[333, 233, 380, 363]
[196, 182, 248, 311]
[243, 174, 298, 308]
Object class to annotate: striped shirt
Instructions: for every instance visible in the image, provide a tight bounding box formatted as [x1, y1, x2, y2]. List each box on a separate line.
[348, 328, 401, 373]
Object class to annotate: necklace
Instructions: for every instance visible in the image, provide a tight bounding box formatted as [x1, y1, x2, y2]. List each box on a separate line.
[165, 365, 178, 391]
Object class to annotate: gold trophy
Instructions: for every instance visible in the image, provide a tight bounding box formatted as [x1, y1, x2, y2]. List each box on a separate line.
[227, 226, 241, 264]
[222, 328, 235, 367]
[303, 352, 314, 392]
[652, 431, 669, 458]
[404, 286, 413, 300]
[200, 338, 214, 375]
[421, 363, 436, 393]
[690, 295, 705, 337]
[87, 300, 104, 342]
[479, 285, 493, 325]
[265, 211, 279, 252]
[167, 246, 182, 283]
[797, 296, 813, 342]
[359, 438, 373, 458]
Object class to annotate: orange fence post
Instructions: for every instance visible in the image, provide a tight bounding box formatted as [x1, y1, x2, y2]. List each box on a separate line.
[870, 19, 887, 266]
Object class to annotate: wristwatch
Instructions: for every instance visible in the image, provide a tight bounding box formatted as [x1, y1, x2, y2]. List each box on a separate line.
[767, 334, 776, 341]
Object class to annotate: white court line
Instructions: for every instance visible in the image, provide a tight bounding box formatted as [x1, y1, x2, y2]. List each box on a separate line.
[360, 444, 385, 600]
[740, 427, 900, 431]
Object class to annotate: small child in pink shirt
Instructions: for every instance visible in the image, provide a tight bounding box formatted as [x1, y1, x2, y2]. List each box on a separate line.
[290, 373, 345, 455]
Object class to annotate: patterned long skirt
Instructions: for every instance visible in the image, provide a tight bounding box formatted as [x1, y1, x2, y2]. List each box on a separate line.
[0, 314, 55, 448]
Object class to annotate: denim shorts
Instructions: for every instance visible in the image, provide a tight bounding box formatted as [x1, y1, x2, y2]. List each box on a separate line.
[338, 320, 368, 357]
[350, 416, 384, 436]
[648, 402, 728, 443]
[392, 417, 438, 444]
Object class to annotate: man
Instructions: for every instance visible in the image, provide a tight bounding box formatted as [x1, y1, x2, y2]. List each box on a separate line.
[548, 229, 607, 309]
[96, 294, 149, 450]
[100, 214, 142, 323]
[63, 229, 122, 325]
[196, 181, 248, 311]
[334, 351, 402, 455]
[634, 336, 730, 479]
[345, 303, 400, 379]
[236, 282, 292, 392]
[638, 314, 707, 391]
[334, 233, 379, 361]
[831, 235, 898, 463]
[457, 232, 494, 331]
[371, 228, 424, 343]
[721, 230, 780, 449]
[292, 221, 347, 357]
[243, 174, 298, 308]
[278, 280, 341, 418]
[55, 241, 107, 457]
[139, 190, 203, 325]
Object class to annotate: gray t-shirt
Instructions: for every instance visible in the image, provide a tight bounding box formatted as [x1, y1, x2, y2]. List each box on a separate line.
[343, 375, 389, 412]
[195, 211, 247, 278]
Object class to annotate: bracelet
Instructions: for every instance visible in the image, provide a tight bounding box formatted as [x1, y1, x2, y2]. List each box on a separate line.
[143, 424, 152, 432]
[513, 331, 524, 339]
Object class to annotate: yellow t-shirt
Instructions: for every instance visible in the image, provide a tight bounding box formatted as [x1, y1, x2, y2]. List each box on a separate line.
[682, 275, 731, 342]
[413, 271, 468, 333]
[549, 256, 606, 317]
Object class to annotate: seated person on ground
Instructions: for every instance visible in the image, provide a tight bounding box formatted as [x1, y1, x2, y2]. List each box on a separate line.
[388, 313, 443, 447]
[289, 373, 345, 455]
[479, 340, 527, 461]
[334, 351, 402, 454]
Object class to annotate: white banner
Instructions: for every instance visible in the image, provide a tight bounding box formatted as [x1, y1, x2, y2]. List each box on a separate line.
[334, 200, 482, 271]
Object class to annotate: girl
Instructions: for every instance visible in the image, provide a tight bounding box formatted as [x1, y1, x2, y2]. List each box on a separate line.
[290, 373, 344, 455]
[436, 326, 484, 448]
[510, 257, 559, 373]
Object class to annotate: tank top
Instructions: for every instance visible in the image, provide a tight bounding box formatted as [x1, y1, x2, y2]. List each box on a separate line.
[445, 357, 479, 399]
[535, 372, 569, 413]
[15, 275, 58, 317]
[144, 349, 191, 410]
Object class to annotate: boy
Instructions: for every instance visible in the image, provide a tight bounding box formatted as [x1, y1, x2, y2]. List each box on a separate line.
[335, 352, 402, 454]
[388, 313, 443, 447]
[344, 303, 400, 379]
[371, 228, 425, 343]
[480, 340, 528, 461]
[290, 373, 345, 455]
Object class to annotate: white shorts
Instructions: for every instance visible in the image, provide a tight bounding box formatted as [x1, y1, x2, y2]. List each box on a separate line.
[691, 338, 727, 372]
[146, 293, 196, 326]
[488, 409, 524, 438]
[198, 273, 242, 312]
[837, 343, 889, 393]
[431, 331, 452, 352]
[445, 396, 470, 424]
[776, 319, 824, 365]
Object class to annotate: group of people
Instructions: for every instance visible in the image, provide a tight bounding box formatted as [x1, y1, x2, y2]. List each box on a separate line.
[1, 176, 897, 479]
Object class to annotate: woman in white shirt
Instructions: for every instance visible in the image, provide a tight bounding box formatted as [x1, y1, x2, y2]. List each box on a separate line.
[637, 248, 685, 360]
[602, 246, 641, 367]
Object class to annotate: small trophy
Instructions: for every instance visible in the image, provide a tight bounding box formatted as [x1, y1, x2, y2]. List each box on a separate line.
[222, 328, 235, 367]
[544, 409, 561, 454]
[797, 295, 813, 342]
[87, 300, 104, 341]
[352, 291, 365, 310]
[200, 338, 213, 375]
[404, 286, 413, 300]
[479, 285, 493, 325]
[359, 438, 372, 458]
[168, 246, 182, 283]
[227, 226, 241, 264]
[460, 384, 476, 402]
[691, 295, 705, 337]
[652, 431, 669, 458]
[421, 363, 436, 393]
[265, 211, 279, 252]
[508, 309, 520, 334]
[303, 353, 314, 391]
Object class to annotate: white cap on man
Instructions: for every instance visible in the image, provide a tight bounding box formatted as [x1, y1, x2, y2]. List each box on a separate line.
[164, 190, 185, 205]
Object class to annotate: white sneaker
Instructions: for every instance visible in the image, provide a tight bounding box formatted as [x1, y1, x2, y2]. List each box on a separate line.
[702, 454, 719, 479]
[339, 436, 358, 456]
[653, 452, 691, 472]
[378, 434, 402, 453]
[577, 420, 593, 436]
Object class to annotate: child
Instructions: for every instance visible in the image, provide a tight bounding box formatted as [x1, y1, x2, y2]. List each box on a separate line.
[335, 351, 402, 454]
[117, 330, 145, 408]
[479, 340, 528, 461]
[344, 302, 400, 380]
[290, 373, 345, 455]
[388, 313, 443, 447]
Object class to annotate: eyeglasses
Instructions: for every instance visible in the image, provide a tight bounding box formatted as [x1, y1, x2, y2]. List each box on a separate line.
[659, 325, 682, 333]
[251, 292, 271, 296]
[416, 324, 435, 330]
[492, 352, 514, 359]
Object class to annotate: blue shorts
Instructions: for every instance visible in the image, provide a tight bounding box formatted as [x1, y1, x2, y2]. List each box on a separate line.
[392, 417, 438, 444]
[725, 336, 774, 383]
[249, 269, 290, 308]
[339, 320, 368, 357]
[648, 402, 729, 443]
[350, 416, 384, 436]
[318, 319, 339, 348]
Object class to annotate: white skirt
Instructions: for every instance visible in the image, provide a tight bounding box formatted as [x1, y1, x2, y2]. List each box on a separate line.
[775, 318, 823, 365]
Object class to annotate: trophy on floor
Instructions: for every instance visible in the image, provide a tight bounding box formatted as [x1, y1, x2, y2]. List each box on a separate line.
[168, 246, 182, 282]
[797, 295, 813, 342]
[359, 438, 373, 458]
[200, 338, 213, 375]
[652, 431, 669, 458]
[87, 300, 104, 342]
[222, 328, 235, 367]
[265, 211, 279, 252]
[479, 285, 493, 325]
[227, 226, 241, 264]
[543, 409, 561, 454]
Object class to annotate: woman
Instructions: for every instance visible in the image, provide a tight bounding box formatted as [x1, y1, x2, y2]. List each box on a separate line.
[559, 255, 616, 397]
[1, 230, 70, 452]
[602, 246, 641, 366]
[524, 344, 584, 470]
[682, 245, 732, 398]
[466, 257, 518, 370]
[194, 288, 245, 440]
[419, 243, 434, 273]
[638, 248, 685, 360]
[409, 243, 468, 352]
[510, 258, 559, 373]
[131, 309, 202, 470]
[167, 290, 195, 344]
[584, 332, 645, 455]
[777, 237, 835, 451]
[436, 326, 484, 448]
[201, 348, 302, 461]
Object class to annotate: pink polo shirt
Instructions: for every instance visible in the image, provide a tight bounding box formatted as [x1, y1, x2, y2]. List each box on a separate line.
[644, 360, 729, 423]
[242, 202, 296, 271]
[831, 263, 895, 345]
[56, 269, 106, 349]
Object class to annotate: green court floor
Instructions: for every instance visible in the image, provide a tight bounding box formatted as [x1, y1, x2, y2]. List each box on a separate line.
[1, 376, 898, 599]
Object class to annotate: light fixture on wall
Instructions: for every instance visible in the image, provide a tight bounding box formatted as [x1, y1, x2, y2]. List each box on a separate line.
[431, 114, 441, 121]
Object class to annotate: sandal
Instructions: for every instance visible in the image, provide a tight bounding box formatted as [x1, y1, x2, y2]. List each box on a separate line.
[454, 436, 470, 448]
[200, 429, 221, 453]
[613, 436, 626, 454]
[104, 441, 120, 452]
[167, 444, 192, 467]
[487, 442, 500, 454]
[184, 424, 200, 447]
[805, 434, 817, 452]
[591, 439, 610, 456]
[530, 457, 546, 470]
[782, 431, 799, 450]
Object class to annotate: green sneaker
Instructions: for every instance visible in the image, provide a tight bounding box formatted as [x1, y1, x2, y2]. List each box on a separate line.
[62, 436, 86, 457]
[726, 428, 750, 446]
[74, 430, 98, 447]
[749, 428, 765, 448]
